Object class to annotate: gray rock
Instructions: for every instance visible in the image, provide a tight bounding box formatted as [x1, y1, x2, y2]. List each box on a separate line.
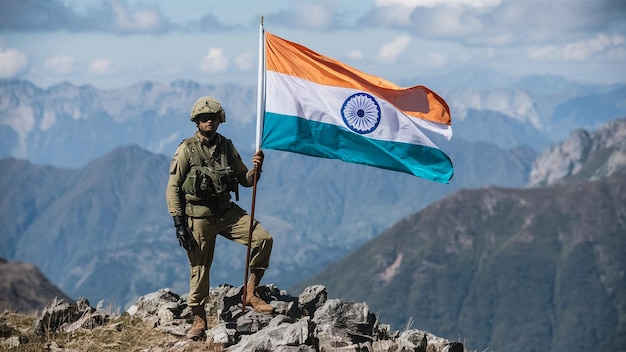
[215, 284, 241, 317]
[31, 297, 110, 334]
[262, 316, 314, 345]
[398, 330, 428, 352]
[298, 284, 327, 317]
[273, 346, 317, 352]
[225, 332, 274, 352]
[207, 323, 237, 345]
[1, 335, 26, 349]
[127, 288, 189, 330]
[22, 283, 464, 351]
[372, 339, 399, 351]
[235, 310, 275, 334]
[313, 299, 376, 336]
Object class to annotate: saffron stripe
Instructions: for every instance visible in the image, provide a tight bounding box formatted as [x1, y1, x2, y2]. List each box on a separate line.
[266, 32, 451, 126]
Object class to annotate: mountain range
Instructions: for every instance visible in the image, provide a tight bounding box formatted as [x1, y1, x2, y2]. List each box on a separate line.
[0, 74, 567, 306]
[294, 118, 626, 352]
[2, 72, 625, 169]
[295, 173, 626, 352]
[2, 117, 624, 351]
[1, 74, 625, 352]
[0, 137, 534, 311]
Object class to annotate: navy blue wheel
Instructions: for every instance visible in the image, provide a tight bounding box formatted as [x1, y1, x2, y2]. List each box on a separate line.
[341, 92, 381, 134]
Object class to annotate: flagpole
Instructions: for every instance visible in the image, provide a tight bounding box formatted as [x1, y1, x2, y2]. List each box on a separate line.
[255, 17, 266, 151]
[242, 16, 265, 310]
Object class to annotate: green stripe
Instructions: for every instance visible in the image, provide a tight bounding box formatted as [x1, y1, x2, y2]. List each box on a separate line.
[262, 112, 454, 183]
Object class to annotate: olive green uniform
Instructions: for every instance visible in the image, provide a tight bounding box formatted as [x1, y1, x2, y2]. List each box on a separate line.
[165, 131, 273, 307]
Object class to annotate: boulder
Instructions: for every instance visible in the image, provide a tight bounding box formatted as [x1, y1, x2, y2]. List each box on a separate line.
[31, 297, 110, 334]
[21, 284, 464, 351]
[128, 284, 464, 352]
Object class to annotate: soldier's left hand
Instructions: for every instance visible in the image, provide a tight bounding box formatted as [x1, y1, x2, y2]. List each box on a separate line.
[252, 150, 264, 171]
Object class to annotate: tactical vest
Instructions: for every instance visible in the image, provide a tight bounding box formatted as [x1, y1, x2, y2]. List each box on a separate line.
[181, 135, 239, 218]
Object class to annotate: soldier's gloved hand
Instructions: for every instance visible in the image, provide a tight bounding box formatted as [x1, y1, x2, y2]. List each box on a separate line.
[173, 216, 195, 251]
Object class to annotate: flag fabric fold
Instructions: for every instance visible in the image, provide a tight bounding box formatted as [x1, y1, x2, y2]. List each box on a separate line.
[260, 31, 454, 183]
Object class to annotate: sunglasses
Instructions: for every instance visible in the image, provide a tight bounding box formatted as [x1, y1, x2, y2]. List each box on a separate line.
[195, 113, 221, 122]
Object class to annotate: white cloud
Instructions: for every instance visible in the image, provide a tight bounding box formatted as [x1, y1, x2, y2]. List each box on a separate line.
[200, 48, 229, 73]
[0, 48, 28, 79]
[293, 2, 334, 29]
[367, 5, 414, 26]
[365, 0, 624, 49]
[607, 47, 626, 61]
[426, 6, 483, 37]
[348, 50, 364, 60]
[0, 0, 172, 34]
[377, 35, 411, 63]
[89, 59, 112, 75]
[235, 51, 255, 71]
[110, 0, 166, 34]
[563, 34, 625, 61]
[364, 0, 501, 31]
[264, 0, 340, 30]
[427, 52, 448, 68]
[44, 55, 75, 75]
[528, 33, 626, 62]
[375, 0, 501, 8]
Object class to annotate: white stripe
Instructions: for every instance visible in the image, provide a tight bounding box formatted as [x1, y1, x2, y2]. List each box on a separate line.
[266, 71, 451, 148]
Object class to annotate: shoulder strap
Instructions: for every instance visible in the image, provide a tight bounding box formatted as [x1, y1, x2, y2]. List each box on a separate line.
[220, 135, 231, 169]
[184, 134, 235, 171]
[217, 135, 240, 201]
[183, 137, 204, 167]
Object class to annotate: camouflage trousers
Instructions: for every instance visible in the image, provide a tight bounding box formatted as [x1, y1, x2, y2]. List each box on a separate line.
[185, 203, 273, 307]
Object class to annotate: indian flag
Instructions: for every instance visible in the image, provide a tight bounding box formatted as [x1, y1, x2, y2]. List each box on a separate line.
[258, 29, 454, 184]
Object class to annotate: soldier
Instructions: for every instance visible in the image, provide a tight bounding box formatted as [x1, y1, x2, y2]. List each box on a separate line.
[165, 96, 274, 340]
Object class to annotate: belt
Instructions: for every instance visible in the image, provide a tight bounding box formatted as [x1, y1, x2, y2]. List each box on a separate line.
[213, 203, 233, 217]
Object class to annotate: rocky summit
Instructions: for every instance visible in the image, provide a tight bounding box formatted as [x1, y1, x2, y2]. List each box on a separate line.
[5, 284, 464, 352]
[528, 117, 626, 187]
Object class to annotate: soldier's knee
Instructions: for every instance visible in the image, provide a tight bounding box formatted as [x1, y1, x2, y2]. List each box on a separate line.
[257, 234, 273, 252]
[254, 227, 272, 242]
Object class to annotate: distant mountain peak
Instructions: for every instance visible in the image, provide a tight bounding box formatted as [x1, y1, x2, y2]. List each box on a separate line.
[528, 118, 626, 187]
[0, 257, 73, 313]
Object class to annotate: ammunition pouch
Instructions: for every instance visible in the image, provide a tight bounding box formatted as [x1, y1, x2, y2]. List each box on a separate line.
[182, 164, 238, 218]
[180, 134, 240, 218]
[182, 164, 238, 200]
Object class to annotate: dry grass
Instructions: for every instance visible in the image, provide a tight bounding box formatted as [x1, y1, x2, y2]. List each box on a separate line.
[0, 311, 222, 352]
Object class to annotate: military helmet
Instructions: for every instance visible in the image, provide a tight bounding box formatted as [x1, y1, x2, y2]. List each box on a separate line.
[190, 96, 226, 123]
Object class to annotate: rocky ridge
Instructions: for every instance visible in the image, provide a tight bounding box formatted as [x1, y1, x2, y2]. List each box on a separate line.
[2, 284, 464, 352]
[3, 79, 624, 168]
[528, 117, 626, 187]
[447, 88, 542, 128]
[0, 257, 73, 314]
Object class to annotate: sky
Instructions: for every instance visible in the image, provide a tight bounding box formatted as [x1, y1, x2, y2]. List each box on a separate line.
[0, 0, 625, 89]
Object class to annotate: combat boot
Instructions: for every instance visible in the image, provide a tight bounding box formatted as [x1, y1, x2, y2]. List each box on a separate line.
[187, 305, 207, 340]
[245, 269, 274, 313]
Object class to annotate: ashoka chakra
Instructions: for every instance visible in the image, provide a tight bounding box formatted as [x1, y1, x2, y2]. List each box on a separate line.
[341, 93, 381, 134]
